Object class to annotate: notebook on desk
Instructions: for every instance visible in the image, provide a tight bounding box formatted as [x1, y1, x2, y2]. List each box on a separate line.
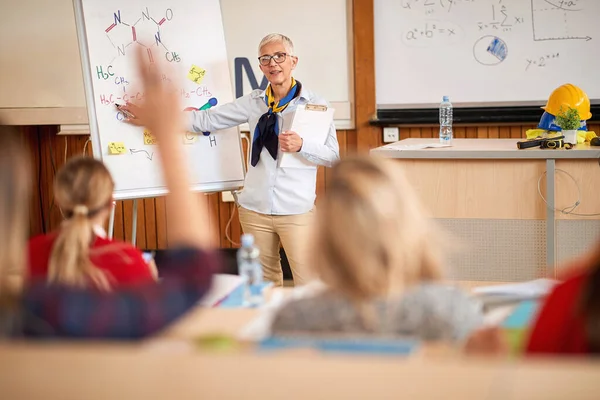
[472, 279, 557, 309]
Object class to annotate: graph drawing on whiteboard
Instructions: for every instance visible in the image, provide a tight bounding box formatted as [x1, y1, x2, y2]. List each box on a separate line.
[531, 0, 592, 41]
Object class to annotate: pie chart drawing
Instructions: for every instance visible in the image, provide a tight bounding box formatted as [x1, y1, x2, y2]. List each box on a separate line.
[473, 36, 508, 66]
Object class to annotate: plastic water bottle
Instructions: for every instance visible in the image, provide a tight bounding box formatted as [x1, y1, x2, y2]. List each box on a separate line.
[237, 234, 264, 307]
[439, 96, 453, 145]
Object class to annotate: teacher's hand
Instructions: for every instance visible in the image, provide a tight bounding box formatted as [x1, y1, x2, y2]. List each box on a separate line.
[280, 131, 303, 152]
[118, 102, 145, 127]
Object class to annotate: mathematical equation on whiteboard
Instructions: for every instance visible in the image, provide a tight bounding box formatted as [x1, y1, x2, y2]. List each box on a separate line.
[92, 6, 220, 158]
[401, 0, 477, 15]
[402, 21, 463, 47]
[398, 0, 592, 70]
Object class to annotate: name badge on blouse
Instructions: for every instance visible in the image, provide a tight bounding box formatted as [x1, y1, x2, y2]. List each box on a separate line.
[305, 104, 328, 112]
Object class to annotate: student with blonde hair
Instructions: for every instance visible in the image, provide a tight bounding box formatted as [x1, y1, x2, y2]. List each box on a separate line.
[28, 157, 155, 289]
[271, 157, 482, 342]
[0, 48, 218, 338]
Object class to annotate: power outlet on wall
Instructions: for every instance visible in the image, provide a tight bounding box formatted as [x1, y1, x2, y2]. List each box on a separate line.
[222, 191, 235, 202]
[383, 127, 400, 143]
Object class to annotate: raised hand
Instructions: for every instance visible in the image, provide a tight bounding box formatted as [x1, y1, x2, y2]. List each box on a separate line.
[120, 48, 182, 139]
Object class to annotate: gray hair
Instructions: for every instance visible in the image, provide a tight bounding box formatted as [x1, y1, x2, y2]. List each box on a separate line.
[258, 33, 295, 56]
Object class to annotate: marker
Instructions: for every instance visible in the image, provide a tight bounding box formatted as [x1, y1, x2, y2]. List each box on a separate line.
[183, 98, 218, 135]
[115, 103, 135, 119]
[199, 97, 218, 111]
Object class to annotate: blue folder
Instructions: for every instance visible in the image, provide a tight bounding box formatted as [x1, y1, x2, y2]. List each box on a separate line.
[259, 336, 419, 356]
[217, 281, 273, 308]
[502, 300, 540, 330]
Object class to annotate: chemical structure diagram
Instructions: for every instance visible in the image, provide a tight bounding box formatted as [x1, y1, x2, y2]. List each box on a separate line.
[95, 8, 178, 112]
[92, 6, 219, 157]
[105, 7, 177, 65]
[95, 7, 180, 84]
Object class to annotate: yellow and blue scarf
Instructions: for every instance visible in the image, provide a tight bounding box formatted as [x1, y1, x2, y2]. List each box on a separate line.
[251, 78, 301, 167]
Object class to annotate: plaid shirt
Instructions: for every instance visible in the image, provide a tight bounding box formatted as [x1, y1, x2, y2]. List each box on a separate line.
[21, 247, 217, 339]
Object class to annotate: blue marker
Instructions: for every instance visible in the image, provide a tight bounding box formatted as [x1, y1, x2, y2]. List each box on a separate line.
[199, 97, 218, 110]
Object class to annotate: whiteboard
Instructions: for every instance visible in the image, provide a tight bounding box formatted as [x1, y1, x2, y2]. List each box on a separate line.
[375, 0, 600, 108]
[73, 0, 245, 199]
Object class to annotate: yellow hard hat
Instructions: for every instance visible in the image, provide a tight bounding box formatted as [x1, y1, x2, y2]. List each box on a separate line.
[542, 84, 592, 120]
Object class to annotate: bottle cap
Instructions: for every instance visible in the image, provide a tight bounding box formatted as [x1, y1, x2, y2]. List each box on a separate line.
[442, 96, 449, 102]
[241, 233, 254, 247]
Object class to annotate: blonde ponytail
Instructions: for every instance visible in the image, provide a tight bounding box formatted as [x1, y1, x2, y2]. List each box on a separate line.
[48, 207, 95, 288]
[48, 157, 114, 290]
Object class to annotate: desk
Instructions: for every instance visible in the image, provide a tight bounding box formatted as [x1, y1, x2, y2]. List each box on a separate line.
[4, 282, 592, 399]
[371, 139, 600, 281]
[2, 339, 600, 399]
[158, 280, 507, 342]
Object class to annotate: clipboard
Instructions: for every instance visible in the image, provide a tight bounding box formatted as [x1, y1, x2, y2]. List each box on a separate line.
[279, 104, 334, 169]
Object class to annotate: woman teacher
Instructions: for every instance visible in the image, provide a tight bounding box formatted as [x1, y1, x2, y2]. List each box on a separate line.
[122, 33, 340, 286]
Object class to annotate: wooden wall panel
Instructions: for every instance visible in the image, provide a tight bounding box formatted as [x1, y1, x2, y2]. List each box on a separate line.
[353, 0, 380, 153]
[397, 124, 541, 140]
[20, 126, 43, 236]
[155, 197, 168, 248]
[112, 201, 125, 242]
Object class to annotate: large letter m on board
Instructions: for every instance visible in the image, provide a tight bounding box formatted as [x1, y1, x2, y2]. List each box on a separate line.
[234, 57, 268, 98]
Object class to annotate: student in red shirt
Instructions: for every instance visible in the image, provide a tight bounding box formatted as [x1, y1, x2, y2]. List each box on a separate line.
[27, 146, 154, 288]
[526, 249, 600, 355]
[465, 249, 600, 356]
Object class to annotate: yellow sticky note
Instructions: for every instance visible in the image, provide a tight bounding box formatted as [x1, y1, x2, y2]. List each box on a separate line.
[143, 129, 157, 145]
[108, 142, 126, 155]
[187, 65, 206, 85]
[183, 132, 198, 144]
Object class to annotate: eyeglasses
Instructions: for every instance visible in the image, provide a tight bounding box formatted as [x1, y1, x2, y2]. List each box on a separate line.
[258, 52, 289, 66]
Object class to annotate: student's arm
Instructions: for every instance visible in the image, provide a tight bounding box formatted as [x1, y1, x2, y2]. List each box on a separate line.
[133, 48, 210, 248]
[121, 94, 252, 133]
[297, 121, 340, 167]
[22, 248, 216, 338]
